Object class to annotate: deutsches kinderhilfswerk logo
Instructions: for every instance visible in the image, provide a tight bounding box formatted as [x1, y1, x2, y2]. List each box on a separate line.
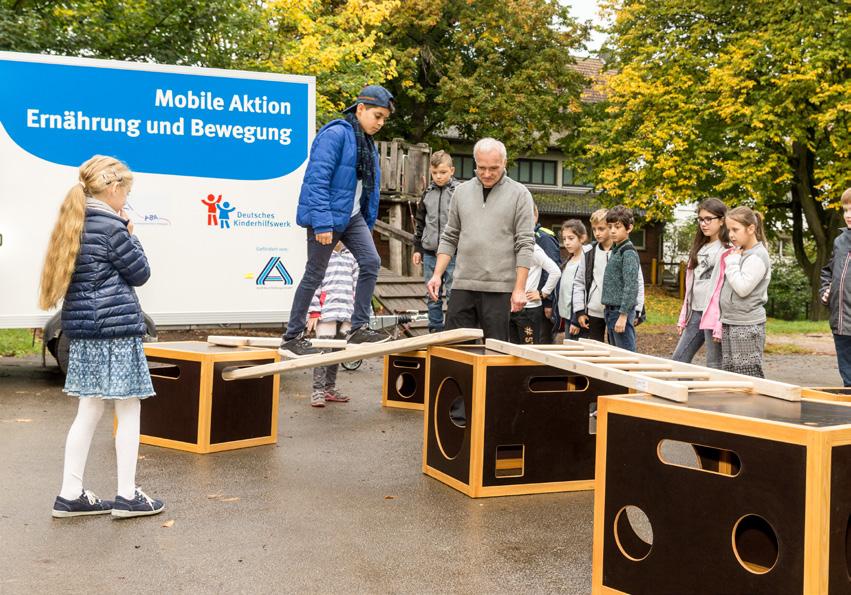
[201, 193, 292, 230]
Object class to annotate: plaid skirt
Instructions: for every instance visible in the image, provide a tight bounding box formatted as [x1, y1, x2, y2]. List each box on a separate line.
[63, 336, 155, 399]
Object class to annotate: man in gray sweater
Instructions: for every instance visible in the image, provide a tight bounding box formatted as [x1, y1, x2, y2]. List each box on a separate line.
[426, 137, 535, 341]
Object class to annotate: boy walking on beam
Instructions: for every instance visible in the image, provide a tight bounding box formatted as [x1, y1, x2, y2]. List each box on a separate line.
[279, 85, 395, 358]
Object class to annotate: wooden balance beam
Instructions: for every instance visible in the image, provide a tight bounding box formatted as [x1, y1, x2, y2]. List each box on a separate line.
[484, 339, 801, 403]
[222, 328, 484, 380]
[207, 335, 348, 350]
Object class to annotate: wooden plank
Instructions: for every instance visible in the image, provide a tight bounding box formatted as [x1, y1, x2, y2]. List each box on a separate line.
[574, 356, 641, 364]
[577, 338, 801, 402]
[638, 371, 713, 379]
[609, 363, 673, 371]
[484, 339, 689, 403]
[223, 328, 484, 380]
[207, 336, 347, 350]
[671, 381, 754, 389]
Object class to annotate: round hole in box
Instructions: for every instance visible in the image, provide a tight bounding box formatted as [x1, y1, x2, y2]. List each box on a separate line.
[732, 514, 779, 574]
[395, 372, 418, 399]
[434, 377, 467, 460]
[614, 505, 653, 561]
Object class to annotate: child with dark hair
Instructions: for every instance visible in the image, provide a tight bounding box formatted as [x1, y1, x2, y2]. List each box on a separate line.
[601, 206, 640, 351]
[279, 85, 395, 358]
[820, 187, 851, 386]
[673, 198, 730, 368]
[551, 219, 589, 340]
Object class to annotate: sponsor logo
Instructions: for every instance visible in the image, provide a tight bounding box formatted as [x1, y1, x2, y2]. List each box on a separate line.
[201, 193, 291, 230]
[255, 257, 294, 286]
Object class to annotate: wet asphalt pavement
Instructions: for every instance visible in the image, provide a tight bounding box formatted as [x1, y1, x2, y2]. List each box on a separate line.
[0, 351, 842, 593]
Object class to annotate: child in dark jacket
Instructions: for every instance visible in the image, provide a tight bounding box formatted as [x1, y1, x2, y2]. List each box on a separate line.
[820, 187, 851, 386]
[39, 155, 163, 519]
[279, 85, 395, 358]
[413, 150, 460, 332]
[600, 206, 640, 352]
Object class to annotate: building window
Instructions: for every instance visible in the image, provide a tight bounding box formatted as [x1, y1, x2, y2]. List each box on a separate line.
[629, 229, 646, 250]
[562, 164, 593, 187]
[456, 155, 476, 180]
[508, 159, 557, 186]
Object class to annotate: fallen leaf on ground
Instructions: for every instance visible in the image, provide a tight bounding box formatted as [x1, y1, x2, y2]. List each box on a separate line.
[161, 519, 175, 528]
[384, 495, 395, 500]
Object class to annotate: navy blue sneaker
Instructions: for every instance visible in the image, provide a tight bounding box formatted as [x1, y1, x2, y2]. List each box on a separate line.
[111, 488, 164, 518]
[52, 489, 113, 518]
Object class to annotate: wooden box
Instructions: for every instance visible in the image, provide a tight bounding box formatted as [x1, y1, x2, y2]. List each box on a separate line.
[141, 342, 280, 453]
[422, 345, 625, 497]
[592, 391, 851, 594]
[382, 350, 428, 411]
[803, 387, 851, 402]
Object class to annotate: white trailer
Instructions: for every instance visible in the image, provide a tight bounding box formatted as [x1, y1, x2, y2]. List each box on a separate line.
[0, 52, 315, 336]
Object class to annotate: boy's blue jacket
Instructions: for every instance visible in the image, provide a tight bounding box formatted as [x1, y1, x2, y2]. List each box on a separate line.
[296, 119, 380, 233]
[62, 209, 150, 339]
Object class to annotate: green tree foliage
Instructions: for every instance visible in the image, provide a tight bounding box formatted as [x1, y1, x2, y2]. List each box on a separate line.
[0, 0, 267, 67]
[0, 0, 398, 124]
[571, 0, 850, 319]
[380, 0, 589, 159]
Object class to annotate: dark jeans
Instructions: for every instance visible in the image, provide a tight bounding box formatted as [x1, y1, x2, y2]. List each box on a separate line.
[586, 315, 607, 343]
[835, 334, 851, 387]
[422, 253, 455, 332]
[509, 306, 544, 344]
[672, 310, 722, 369]
[445, 289, 511, 341]
[285, 214, 380, 339]
[604, 306, 636, 352]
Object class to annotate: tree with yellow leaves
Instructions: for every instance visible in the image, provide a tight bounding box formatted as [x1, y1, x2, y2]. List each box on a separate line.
[575, 0, 851, 319]
[255, 0, 399, 123]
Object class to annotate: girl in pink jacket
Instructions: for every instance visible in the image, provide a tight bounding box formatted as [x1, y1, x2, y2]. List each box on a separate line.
[673, 198, 731, 368]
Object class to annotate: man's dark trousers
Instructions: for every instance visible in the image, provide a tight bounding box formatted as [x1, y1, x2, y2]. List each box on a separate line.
[444, 289, 511, 341]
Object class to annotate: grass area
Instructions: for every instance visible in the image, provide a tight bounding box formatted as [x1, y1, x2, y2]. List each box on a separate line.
[643, 286, 831, 335]
[0, 329, 42, 357]
[764, 342, 814, 355]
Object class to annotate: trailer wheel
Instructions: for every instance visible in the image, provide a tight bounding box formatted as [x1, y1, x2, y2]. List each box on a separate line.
[56, 332, 71, 375]
[341, 359, 362, 371]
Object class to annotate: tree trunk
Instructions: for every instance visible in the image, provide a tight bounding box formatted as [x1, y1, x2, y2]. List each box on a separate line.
[789, 141, 837, 321]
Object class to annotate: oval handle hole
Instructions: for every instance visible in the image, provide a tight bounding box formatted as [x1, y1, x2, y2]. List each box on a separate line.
[528, 375, 589, 393]
[148, 363, 181, 380]
[657, 439, 741, 477]
[392, 359, 421, 370]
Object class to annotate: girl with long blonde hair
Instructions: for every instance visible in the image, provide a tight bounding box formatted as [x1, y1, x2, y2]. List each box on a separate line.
[41, 155, 164, 519]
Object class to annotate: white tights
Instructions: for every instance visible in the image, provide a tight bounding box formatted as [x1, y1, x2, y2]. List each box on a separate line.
[59, 397, 141, 500]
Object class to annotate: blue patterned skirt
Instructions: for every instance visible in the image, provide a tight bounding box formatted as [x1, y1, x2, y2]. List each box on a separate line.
[63, 337, 156, 399]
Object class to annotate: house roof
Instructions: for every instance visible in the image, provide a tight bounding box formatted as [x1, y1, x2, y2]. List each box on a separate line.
[531, 188, 603, 216]
[572, 57, 608, 103]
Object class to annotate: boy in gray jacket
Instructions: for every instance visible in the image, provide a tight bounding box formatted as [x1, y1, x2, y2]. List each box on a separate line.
[820, 187, 851, 386]
[427, 138, 535, 341]
[413, 151, 460, 332]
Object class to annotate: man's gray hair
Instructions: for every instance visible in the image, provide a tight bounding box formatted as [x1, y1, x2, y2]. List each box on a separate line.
[473, 137, 507, 161]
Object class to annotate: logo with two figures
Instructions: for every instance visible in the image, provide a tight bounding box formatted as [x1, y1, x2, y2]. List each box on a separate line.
[201, 193, 236, 229]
